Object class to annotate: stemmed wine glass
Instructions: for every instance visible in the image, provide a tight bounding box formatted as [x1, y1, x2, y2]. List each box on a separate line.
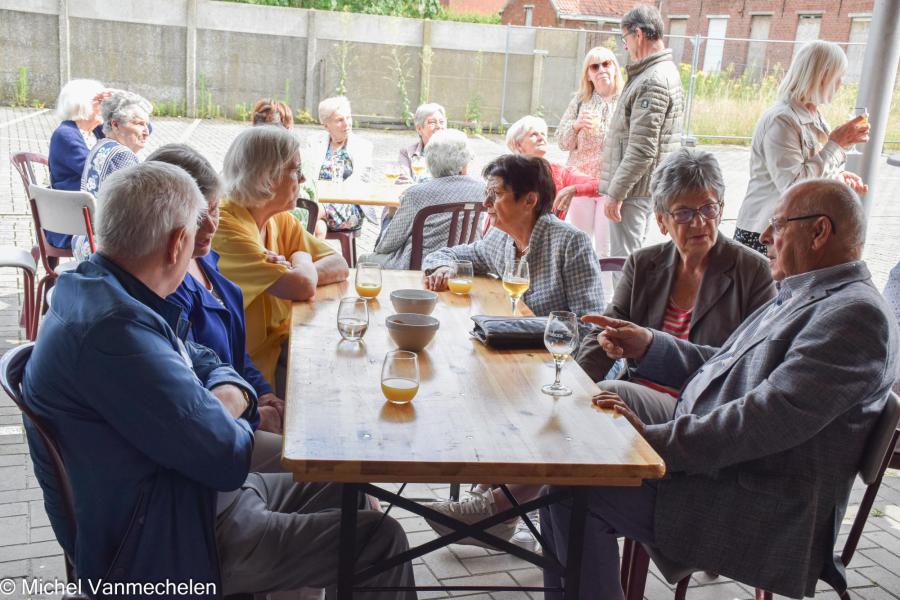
[542, 311, 579, 397]
[846, 107, 868, 155]
[411, 155, 427, 182]
[502, 259, 530, 314]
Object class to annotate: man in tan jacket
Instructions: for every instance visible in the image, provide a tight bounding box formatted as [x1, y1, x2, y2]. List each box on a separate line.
[600, 4, 684, 260]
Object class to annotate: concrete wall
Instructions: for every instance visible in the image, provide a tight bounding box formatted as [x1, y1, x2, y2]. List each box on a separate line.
[0, 0, 594, 128]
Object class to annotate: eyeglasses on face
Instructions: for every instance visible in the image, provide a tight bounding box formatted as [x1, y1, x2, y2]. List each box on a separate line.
[666, 201, 722, 224]
[423, 118, 446, 128]
[767, 214, 837, 236]
[589, 60, 614, 72]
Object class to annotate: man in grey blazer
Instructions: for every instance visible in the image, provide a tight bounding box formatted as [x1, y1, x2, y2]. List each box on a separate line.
[542, 178, 899, 599]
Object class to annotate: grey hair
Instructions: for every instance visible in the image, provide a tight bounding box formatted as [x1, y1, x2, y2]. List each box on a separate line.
[651, 148, 726, 214]
[55, 79, 105, 121]
[222, 125, 300, 208]
[425, 129, 474, 178]
[96, 162, 205, 261]
[621, 4, 665, 40]
[100, 90, 152, 136]
[505, 116, 548, 153]
[786, 178, 866, 253]
[777, 41, 847, 106]
[317, 95, 352, 124]
[414, 103, 446, 127]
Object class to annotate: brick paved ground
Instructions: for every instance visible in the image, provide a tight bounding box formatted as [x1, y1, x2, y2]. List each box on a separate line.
[1, 109, 899, 599]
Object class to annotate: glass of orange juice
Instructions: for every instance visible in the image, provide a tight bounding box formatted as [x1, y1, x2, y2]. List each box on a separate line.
[381, 350, 419, 404]
[355, 262, 382, 299]
[448, 260, 474, 295]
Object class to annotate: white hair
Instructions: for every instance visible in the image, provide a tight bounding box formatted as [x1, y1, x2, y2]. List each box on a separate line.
[100, 90, 152, 136]
[777, 41, 848, 106]
[318, 96, 352, 124]
[414, 103, 446, 127]
[425, 129, 473, 178]
[505, 116, 548, 153]
[55, 79, 105, 121]
[96, 162, 205, 261]
[222, 125, 300, 208]
[650, 148, 725, 214]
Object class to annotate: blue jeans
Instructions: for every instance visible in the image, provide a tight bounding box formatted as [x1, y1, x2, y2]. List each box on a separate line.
[541, 481, 658, 600]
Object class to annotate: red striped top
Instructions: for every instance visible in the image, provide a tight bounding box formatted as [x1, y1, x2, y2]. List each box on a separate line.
[631, 299, 693, 398]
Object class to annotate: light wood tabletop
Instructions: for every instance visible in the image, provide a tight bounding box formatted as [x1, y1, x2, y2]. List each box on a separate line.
[316, 180, 410, 207]
[283, 270, 665, 486]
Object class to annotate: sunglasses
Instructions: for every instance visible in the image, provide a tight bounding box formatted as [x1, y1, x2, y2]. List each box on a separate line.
[589, 60, 614, 72]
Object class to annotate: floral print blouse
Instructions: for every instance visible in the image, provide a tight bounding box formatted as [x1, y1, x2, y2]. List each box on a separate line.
[555, 91, 618, 179]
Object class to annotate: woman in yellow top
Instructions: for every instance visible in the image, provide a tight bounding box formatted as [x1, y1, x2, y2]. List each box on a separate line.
[214, 126, 349, 392]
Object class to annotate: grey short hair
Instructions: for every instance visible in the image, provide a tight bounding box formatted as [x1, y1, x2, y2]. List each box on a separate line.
[318, 95, 352, 124]
[505, 116, 548, 153]
[777, 41, 847, 106]
[651, 148, 725, 214]
[223, 125, 300, 208]
[425, 129, 474, 178]
[414, 103, 446, 127]
[100, 90, 152, 136]
[786, 178, 866, 253]
[621, 4, 665, 40]
[55, 79, 105, 121]
[96, 162, 205, 261]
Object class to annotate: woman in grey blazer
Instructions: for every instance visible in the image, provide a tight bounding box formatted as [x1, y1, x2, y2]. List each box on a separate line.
[577, 148, 776, 421]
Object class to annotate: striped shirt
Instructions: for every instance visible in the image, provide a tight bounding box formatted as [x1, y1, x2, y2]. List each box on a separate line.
[633, 298, 693, 397]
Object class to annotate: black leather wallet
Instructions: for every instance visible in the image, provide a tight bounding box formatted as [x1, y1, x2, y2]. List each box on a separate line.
[470, 315, 548, 349]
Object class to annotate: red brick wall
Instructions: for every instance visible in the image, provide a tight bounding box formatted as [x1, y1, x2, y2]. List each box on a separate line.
[501, 0, 560, 27]
[659, 0, 873, 75]
[443, 0, 507, 15]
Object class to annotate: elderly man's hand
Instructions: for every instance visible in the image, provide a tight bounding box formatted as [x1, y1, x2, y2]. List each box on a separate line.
[839, 171, 868, 194]
[553, 186, 577, 215]
[582, 315, 652, 360]
[424, 267, 451, 291]
[592, 390, 645, 435]
[602, 196, 623, 222]
[258, 393, 285, 419]
[257, 405, 283, 434]
[211, 384, 250, 419]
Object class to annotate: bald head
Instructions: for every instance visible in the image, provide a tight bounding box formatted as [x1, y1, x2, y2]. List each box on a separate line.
[785, 179, 865, 256]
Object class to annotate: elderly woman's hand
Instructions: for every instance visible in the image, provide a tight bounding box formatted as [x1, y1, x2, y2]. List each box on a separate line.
[582, 315, 652, 360]
[424, 267, 451, 291]
[592, 391, 645, 436]
[830, 115, 870, 149]
[839, 171, 868, 194]
[573, 110, 597, 133]
[553, 186, 577, 215]
[264, 250, 291, 268]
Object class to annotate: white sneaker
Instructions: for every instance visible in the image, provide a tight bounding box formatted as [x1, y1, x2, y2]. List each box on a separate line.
[424, 491, 517, 548]
[511, 510, 541, 553]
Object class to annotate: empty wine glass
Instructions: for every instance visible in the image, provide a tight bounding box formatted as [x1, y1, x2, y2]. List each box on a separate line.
[381, 350, 420, 404]
[355, 262, 382, 300]
[502, 259, 530, 314]
[336, 297, 369, 342]
[448, 260, 474, 295]
[542, 311, 578, 397]
[846, 107, 868, 155]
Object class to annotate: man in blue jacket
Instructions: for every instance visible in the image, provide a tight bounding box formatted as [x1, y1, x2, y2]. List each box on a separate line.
[22, 162, 415, 598]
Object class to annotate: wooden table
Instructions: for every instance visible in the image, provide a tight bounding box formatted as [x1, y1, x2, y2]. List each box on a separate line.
[316, 179, 410, 208]
[284, 270, 665, 597]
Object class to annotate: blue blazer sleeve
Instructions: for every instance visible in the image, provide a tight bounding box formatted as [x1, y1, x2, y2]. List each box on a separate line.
[49, 122, 89, 192]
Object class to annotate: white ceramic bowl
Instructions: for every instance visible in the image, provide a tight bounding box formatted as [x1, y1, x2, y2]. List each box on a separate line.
[385, 313, 440, 351]
[390, 289, 438, 315]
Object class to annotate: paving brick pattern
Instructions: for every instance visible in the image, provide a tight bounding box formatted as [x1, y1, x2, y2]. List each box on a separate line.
[0, 109, 898, 599]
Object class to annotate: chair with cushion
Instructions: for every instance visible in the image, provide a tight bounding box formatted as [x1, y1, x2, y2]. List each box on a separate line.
[0, 247, 37, 341]
[622, 390, 900, 600]
[28, 185, 96, 338]
[599, 257, 627, 272]
[408, 201, 485, 271]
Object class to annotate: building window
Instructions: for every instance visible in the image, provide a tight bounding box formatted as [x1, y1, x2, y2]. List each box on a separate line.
[793, 14, 822, 60]
[702, 17, 728, 73]
[746, 15, 771, 80]
[524, 5, 533, 27]
[668, 18, 688, 65]
[846, 16, 871, 82]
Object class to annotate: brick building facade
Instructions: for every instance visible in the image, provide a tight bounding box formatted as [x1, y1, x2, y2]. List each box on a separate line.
[441, 0, 507, 16]
[501, 0, 632, 29]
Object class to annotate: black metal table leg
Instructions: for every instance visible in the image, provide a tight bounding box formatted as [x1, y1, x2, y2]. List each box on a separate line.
[338, 483, 360, 600]
[564, 487, 589, 599]
[449, 483, 461, 501]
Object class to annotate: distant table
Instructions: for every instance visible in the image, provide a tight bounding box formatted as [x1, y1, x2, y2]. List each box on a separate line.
[887, 154, 900, 167]
[316, 180, 410, 207]
[283, 270, 664, 598]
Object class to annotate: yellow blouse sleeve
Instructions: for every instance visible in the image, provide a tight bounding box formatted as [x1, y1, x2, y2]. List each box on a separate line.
[274, 212, 336, 262]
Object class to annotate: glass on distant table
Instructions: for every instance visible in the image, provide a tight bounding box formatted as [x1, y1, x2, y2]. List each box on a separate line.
[355, 262, 382, 299]
[502, 259, 530, 314]
[411, 156, 427, 181]
[542, 311, 578, 397]
[381, 350, 420, 404]
[384, 163, 404, 183]
[448, 260, 474, 295]
[337, 297, 369, 342]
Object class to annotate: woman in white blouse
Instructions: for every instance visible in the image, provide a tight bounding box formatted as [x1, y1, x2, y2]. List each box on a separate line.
[734, 40, 869, 254]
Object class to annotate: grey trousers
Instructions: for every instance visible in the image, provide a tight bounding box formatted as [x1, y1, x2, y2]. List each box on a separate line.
[597, 379, 677, 424]
[608, 196, 653, 259]
[217, 474, 416, 599]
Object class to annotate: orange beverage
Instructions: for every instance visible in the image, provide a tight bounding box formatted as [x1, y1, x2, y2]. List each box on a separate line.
[447, 278, 473, 295]
[381, 377, 419, 404]
[355, 282, 382, 298]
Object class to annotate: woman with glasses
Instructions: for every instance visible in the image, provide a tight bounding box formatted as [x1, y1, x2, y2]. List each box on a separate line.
[555, 46, 623, 256]
[576, 148, 776, 422]
[398, 102, 446, 181]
